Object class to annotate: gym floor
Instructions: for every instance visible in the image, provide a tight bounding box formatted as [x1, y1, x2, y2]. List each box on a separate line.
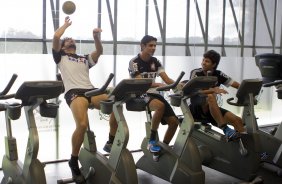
[48, 154, 282, 184]
[0, 151, 281, 184]
[1, 126, 282, 184]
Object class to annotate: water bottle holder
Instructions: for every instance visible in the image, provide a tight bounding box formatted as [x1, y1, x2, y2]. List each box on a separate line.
[169, 94, 182, 107]
[100, 100, 114, 114]
[7, 103, 21, 120]
[126, 98, 146, 111]
[40, 102, 59, 118]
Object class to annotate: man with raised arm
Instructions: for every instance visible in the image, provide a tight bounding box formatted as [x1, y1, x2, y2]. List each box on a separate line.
[52, 16, 117, 183]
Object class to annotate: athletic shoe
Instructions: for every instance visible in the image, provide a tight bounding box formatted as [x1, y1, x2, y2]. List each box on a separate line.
[147, 140, 161, 153]
[260, 152, 269, 160]
[103, 141, 112, 153]
[68, 160, 86, 184]
[226, 130, 242, 142]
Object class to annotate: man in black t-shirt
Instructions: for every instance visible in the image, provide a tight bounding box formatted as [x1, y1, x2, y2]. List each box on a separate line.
[128, 35, 179, 154]
[189, 50, 246, 141]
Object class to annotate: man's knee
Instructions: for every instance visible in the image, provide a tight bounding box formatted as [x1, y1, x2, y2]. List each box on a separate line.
[76, 122, 88, 131]
[167, 116, 179, 128]
[234, 116, 243, 125]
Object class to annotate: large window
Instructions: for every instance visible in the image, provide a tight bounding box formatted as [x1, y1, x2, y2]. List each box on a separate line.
[0, 0, 281, 55]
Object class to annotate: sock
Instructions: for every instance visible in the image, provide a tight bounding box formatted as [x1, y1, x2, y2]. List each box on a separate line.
[108, 134, 115, 144]
[70, 155, 79, 166]
[69, 155, 82, 176]
[150, 130, 157, 142]
[222, 125, 233, 135]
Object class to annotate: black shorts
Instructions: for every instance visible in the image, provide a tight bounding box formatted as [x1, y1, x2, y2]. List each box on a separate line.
[64, 88, 95, 107]
[147, 93, 177, 125]
[189, 104, 228, 126]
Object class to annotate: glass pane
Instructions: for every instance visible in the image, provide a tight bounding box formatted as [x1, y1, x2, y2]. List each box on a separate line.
[190, 46, 205, 56]
[190, 0, 205, 44]
[148, 0, 163, 42]
[224, 1, 240, 44]
[78, 42, 98, 55]
[243, 48, 254, 56]
[46, 0, 58, 39]
[117, 0, 146, 42]
[165, 46, 185, 56]
[46, 1, 101, 40]
[103, 43, 114, 55]
[101, 0, 114, 41]
[208, 0, 224, 44]
[4, 42, 42, 53]
[117, 44, 140, 55]
[0, 42, 5, 53]
[244, 0, 256, 45]
[256, 48, 274, 55]
[63, 1, 99, 40]
[255, 1, 273, 46]
[225, 47, 241, 56]
[166, 0, 187, 43]
[276, 2, 282, 47]
[153, 44, 162, 56]
[0, 0, 42, 38]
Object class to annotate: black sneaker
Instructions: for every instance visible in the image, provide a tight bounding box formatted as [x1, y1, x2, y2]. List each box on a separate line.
[68, 160, 86, 184]
[260, 152, 269, 160]
[103, 141, 113, 153]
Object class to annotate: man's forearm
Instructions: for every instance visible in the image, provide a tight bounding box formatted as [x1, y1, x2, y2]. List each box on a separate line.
[94, 35, 103, 54]
[54, 24, 68, 39]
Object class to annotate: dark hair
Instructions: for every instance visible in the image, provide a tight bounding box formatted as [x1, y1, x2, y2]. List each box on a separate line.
[203, 50, 221, 69]
[140, 35, 157, 45]
[61, 37, 73, 48]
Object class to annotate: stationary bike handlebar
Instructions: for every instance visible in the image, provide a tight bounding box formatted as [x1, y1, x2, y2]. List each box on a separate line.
[263, 80, 282, 87]
[0, 74, 17, 99]
[156, 71, 185, 91]
[85, 73, 115, 97]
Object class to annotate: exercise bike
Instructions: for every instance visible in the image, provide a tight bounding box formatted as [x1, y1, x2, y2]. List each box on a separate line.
[135, 72, 208, 184]
[58, 73, 153, 184]
[0, 74, 63, 184]
[255, 53, 282, 176]
[180, 77, 263, 182]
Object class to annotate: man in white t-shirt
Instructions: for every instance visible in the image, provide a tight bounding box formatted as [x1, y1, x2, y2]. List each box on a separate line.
[52, 16, 117, 183]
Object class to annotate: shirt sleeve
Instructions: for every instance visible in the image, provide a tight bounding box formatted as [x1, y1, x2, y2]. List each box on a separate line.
[190, 69, 198, 79]
[128, 59, 139, 78]
[218, 71, 233, 87]
[52, 49, 62, 64]
[87, 54, 97, 68]
[155, 59, 165, 76]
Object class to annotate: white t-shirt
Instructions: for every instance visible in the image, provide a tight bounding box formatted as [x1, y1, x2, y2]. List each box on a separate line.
[52, 49, 97, 93]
